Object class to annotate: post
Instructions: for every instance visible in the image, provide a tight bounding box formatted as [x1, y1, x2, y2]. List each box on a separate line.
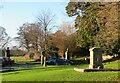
[43, 56, 46, 67]
[6, 47, 10, 58]
[41, 51, 44, 65]
[65, 48, 68, 60]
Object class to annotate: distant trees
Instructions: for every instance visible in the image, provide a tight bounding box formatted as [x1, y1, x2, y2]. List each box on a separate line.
[52, 22, 77, 58]
[16, 11, 55, 66]
[66, 2, 119, 55]
[16, 23, 43, 52]
[10, 46, 27, 56]
[16, 21, 77, 60]
[0, 26, 10, 49]
[60, 22, 77, 58]
[15, 2, 119, 62]
[52, 30, 67, 58]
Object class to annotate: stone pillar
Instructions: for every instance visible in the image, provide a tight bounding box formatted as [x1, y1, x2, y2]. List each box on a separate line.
[65, 48, 68, 60]
[89, 47, 103, 69]
[41, 51, 44, 66]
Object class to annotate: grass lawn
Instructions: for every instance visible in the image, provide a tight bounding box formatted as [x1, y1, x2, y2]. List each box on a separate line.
[1, 56, 119, 81]
[10, 56, 34, 63]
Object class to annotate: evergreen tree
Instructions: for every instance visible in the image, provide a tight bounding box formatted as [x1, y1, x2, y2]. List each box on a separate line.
[66, 2, 119, 55]
[66, 2, 100, 49]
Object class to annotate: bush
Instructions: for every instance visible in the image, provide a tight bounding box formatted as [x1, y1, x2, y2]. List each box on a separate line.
[29, 52, 34, 59]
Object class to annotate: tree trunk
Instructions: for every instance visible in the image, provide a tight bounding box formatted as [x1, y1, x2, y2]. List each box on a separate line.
[43, 26, 47, 67]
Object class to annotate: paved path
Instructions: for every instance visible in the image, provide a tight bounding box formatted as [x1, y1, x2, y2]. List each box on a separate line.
[0, 67, 13, 72]
[1, 63, 41, 72]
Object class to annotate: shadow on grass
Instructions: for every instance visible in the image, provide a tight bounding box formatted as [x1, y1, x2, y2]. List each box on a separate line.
[2, 65, 64, 74]
[2, 64, 83, 75]
[1, 68, 22, 75]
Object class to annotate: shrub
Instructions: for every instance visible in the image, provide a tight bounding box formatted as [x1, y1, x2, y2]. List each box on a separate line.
[29, 52, 34, 59]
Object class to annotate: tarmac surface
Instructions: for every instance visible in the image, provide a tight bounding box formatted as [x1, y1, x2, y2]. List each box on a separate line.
[0, 63, 40, 72]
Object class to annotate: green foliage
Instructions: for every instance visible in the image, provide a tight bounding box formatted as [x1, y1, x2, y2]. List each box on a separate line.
[66, 2, 119, 55]
[94, 2, 119, 55]
[66, 2, 100, 56]
[46, 40, 59, 58]
[29, 52, 34, 59]
[66, 2, 79, 17]
[76, 3, 100, 49]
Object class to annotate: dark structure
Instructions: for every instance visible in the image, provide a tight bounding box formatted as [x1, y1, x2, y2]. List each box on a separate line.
[6, 47, 10, 58]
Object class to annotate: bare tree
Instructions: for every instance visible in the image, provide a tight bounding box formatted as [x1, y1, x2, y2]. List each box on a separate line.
[60, 22, 76, 35]
[16, 23, 43, 52]
[0, 26, 10, 49]
[36, 11, 55, 67]
[52, 30, 67, 58]
[53, 22, 77, 59]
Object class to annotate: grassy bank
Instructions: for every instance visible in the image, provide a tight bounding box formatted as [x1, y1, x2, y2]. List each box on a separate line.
[2, 60, 119, 81]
